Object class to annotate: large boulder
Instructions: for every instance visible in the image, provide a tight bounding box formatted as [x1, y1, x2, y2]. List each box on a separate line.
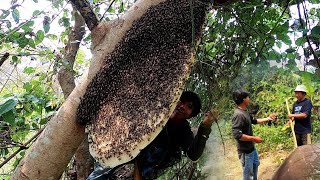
[272, 144, 320, 180]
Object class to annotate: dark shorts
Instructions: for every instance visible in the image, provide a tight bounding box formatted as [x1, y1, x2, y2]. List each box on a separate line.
[295, 133, 311, 146]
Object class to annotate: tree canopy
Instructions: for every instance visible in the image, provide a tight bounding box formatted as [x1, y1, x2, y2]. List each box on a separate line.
[0, 0, 320, 178]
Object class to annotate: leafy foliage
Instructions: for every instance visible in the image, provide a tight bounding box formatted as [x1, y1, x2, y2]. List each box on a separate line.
[0, 0, 320, 178]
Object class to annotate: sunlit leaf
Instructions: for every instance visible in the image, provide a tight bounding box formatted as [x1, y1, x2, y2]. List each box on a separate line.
[35, 30, 44, 45]
[23, 67, 36, 74]
[0, 99, 18, 116]
[32, 10, 41, 16]
[12, 9, 20, 23]
[29, 39, 35, 48]
[23, 82, 33, 92]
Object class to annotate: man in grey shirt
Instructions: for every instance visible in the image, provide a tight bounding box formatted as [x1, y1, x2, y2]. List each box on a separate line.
[232, 89, 276, 180]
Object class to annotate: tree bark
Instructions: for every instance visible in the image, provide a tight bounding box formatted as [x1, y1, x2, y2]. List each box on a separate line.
[74, 137, 94, 180]
[11, 0, 176, 179]
[69, 0, 98, 31]
[58, 6, 85, 99]
[57, 5, 94, 180]
[0, 52, 9, 67]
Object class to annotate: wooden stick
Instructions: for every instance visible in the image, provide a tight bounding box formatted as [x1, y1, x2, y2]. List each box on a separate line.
[286, 98, 298, 148]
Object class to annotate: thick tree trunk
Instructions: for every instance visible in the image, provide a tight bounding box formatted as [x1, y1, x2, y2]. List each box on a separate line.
[74, 137, 94, 179]
[11, 0, 179, 179]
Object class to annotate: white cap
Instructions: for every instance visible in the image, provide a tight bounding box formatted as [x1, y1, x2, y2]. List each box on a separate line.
[294, 85, 307, 93]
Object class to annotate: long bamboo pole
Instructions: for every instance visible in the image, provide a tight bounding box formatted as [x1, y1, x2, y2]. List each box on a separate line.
[286, 98, 298, 148]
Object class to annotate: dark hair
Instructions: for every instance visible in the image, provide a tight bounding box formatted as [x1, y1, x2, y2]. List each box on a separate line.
[233, 89, 250, 105]
[180, 91, 201, 117]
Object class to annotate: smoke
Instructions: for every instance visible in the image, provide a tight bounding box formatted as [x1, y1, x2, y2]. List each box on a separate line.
[202, 125, 227, 180]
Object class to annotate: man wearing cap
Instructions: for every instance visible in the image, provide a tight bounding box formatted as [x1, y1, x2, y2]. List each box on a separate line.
[288, 85, 313, 146]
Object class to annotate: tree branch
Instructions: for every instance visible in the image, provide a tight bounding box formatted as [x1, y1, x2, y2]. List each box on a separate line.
[69, 0, 99, 31]
[0, 128, 44, 169]
[57, 5, 94, 179]
[0, 52, 9, 67]
[256, 0, 289, 60]
[58, 6, 86, 99]
[296, 0, 320, 69]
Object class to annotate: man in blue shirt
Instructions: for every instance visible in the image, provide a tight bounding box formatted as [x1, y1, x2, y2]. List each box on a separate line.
[288, 85, 313, 146]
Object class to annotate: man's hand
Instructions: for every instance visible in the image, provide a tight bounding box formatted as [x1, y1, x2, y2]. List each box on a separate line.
[285, 118, 294, 126]
[288, 114, 294, 119]
[202, 111, 216, 127]
[268, 113, 277, 121]
[252, 136, 263, 143]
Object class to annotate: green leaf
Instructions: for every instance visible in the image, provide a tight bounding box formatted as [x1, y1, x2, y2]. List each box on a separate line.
[43, 16, 51, 33]
[108, 7, 115, 13]
[2, 110, 15, 125]
[32, 10, 41, 17]
[12, 9, 20, 23]
[118, 2, 125, 13]
[309, 0, 320, 3]
[43, 23, 50, 33]
[285, 48, 296, 53]
[0, 99, 18, 116]
[311, 26, 320, 36]
[58, 17, 70, 28]
[33, 0, 38, 2]
[295, 37, 306, 46]
[40, 118, 47, 125]
[287, 53, 297, 61]
[267, 51, 281, 60]
[12, 56, 18, 63]
[21, 21, 34, 32]
[19, 151, 25, 157]
[0, 10, 10, 19]
[29, 39, 35, 48]
[18, 36, 29, 48]
[46, 34, 58, 40]
[23, 67, 35, 74]
[35, 30, 44, 45]
[23, 82, 33, 92]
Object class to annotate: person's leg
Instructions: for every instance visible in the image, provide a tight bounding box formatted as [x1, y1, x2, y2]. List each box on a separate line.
[252, 149, 260, 180]
[240, 151, 255, 180]
[295, 133, 303, 146]
[307, 133, 312, 144]
[301, 134, 310, 145]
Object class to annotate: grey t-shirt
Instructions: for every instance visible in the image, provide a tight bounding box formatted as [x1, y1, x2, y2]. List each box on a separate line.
[232, 108, 257, 154]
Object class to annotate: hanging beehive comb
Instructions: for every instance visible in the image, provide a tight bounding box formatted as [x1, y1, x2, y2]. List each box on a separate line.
[76, 0, 210, 168]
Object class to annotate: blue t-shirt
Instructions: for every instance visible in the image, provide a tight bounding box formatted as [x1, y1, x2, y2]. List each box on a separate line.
[292, 98, 313, 134]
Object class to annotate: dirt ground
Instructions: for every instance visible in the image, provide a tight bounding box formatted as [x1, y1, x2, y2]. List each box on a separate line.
[202, 128, 291, 180]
